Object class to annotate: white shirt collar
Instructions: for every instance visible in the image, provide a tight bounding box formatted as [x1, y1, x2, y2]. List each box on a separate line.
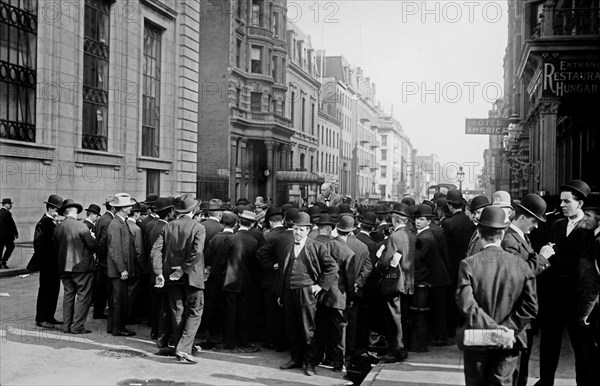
[509, 223, 525, 240]
[417, 226, 430, 235]
[568, 211, 584, 224]
[208, 216, 220, 222]
[223, 228, 234, 233]
[483, 242, 501, 249]
[238, 225, 249, 231]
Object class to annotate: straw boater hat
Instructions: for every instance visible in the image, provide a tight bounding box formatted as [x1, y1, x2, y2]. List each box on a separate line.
[110, 193, 136, 208]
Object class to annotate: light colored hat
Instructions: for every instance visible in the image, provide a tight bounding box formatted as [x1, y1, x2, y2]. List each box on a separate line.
[110, 193, 136, 208]
[254, 196, 268, 209]
[239, 210, 257, 221]
[492, 191, 512, 209]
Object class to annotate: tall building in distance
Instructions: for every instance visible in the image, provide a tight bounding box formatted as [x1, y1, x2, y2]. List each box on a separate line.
[377, 111, 409, 202]
[198, 0, 292, 203]
[500, 0, 600, 196]
[0, 0, 200, 239]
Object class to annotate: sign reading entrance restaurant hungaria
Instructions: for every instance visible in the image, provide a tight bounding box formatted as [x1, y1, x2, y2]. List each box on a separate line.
[464, 118, 508, 135]
[543, 59, 600, 98]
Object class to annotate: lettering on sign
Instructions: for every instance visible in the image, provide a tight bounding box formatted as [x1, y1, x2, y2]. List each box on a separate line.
[464, 118, 507, 135]
[543, 60, 600, 97]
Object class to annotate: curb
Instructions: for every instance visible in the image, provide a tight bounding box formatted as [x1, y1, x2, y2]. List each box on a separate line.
[361, 364, 384, 386]
[0, 268, 31, 279]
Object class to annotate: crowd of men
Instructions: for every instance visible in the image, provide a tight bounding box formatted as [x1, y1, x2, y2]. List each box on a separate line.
[0, 178, 598, 384]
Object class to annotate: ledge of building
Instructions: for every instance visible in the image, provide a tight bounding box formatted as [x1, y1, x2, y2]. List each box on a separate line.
[0, 139, 55, 163]
[74, 148, 125, 169]
[136, 156, 172, 172]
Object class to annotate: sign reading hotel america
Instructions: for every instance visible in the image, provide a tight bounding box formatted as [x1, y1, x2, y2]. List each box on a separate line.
[543, 59, 600, 97]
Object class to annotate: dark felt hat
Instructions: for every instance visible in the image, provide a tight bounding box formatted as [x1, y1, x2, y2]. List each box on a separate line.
[208, 199, 224, 211]
[401, 197, 416, 206]
[58, 199, 83, 215]
[85, 204, 101, 215]
[285, 207, 299, 222]
[143, 193, 159, 206]
[265, 205, 283, 220]
[477, 206, 510, 229]
[446, 189, 463, 205]
[174, 193, 199, 213]
[2, 198, 13, 205]
[316, 214, 335, 226]
[373, 205, 388, 215]
[414, 204, 435, 218]
[583, 192, 600, 211]
[389, 203, 409, 217]
[292, 212, 312, 227]
[560, 180, 591, 198]
[336, 214, 356, 232]
[327, 205, 341, 219]
[470, 195, 491, 212]
[44, 194, 64, 209]
[359, 212, 378, 226]
[514, 193, 547, 222]
[131, 202, 148, 214]
[338, 203, 353, 214]
[307, 206, 322, 219]
[155, 197, 173, 213]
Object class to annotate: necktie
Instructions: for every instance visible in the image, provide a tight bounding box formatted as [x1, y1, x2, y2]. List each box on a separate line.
[294, 242, 300, 245]
[524, 234, 532, 248]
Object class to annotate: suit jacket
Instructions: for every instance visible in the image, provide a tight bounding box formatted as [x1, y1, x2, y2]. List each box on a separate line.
[323, 237, 354, 309]
[466, 229, 483, 258]
[456, 245, 537, 350]
[0, 207, 18, 241]
[30, 214, 58, 270]
[577, 232, 600, 320]
[107, 215, 137, 278]
[146, 218, 168, 274]
[54, 217, 97, 274]
[550, 216, 594, 282]
[275, 238, 338, 297]
[346, 234, 372, 296]
[256, 226, 294, 290]
[430, 223, 451, 277]
[441, 211, 475, 283]
[223, 229, 259, 293]
[206, 231, 236, 288]
[379, 225, 416, 295]
[316, 193, 343, 206]
[94, 212, 114, 267]
[415, 228, 451, 287]
[126, 218, 144, 277]
[314, 234, 332, 243]
[501, 226, 550, 276]
[151, 216, 206, 289]
[83, 219, 95, 231]
[201, 218, 224, 266]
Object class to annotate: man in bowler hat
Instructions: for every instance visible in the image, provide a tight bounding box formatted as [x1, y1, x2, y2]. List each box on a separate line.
[0, 198, 18, 269]
[83, 204, 101, 232]
[456, 206, 537, 385]
[93, 195, 116, 319]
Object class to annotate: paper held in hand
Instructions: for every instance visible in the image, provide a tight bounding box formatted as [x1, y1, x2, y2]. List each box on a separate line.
[375, 245, 402, 267]
[463, 329, 515, 348]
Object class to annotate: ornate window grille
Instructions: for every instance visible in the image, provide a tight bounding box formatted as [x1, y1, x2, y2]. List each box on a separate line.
[142, 22, 162, 158]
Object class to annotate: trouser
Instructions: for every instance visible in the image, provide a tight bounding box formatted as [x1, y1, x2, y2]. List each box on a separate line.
[0, 239, 15, 263]
[538, 281, 587, 385]
[35, 265, 60, 323]
[166, 286, 204, 355]
[513, 329, 534, 386]
[222, 290, 249, 348]
[156, 288, 173, 348]
[382, 293, 408, 354]
[345, 299, 359, 356]
[92, 267, 108, 318]
[315, 305, 347, 369]
[429, 286, 448, 341]
[264, 290, 288, 350]
[61, 272, 93, 331]
[262, 287, 276, 345]
[446, 282, 458, 337]
[463, 349, 520, 386]
[107, 277, 129, 333]
[200, 277, 223, 336]
[127, 276, 141, 320]
[283, 286, 318, 366]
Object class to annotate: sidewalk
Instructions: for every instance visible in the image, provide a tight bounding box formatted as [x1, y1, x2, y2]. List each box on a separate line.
[364, 335, 577, 386]
[0, 243, 33, 278]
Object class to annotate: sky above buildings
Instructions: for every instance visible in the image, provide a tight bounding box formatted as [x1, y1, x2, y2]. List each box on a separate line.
[293, 0, 508, 189]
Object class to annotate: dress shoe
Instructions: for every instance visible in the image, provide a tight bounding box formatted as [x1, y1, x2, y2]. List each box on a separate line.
[93, 315, 107, 320]
[1, 262, 9, 269]
[48, 319, 63, 325]
[304, 365, 316, 376]
[381, 349, 408, 363]
[71, 329, 92, 334]
[192, 344, 202, 354]
[280, 360, 303, 370]
[107, 329, 113, 334]
[36, 321, 55, 329]
[113, 330, 136, 337]
[175, 352, 197, 364]
[150, 330, 158, 339]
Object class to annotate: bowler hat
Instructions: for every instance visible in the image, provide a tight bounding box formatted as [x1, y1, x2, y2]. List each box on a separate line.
[583, 192, 600, 211]
[492, 191, 512, 209]
[337, 214, 356, 232]
[477, 206, 509, 229]
[327, 206, 341, 219]
[374, 205, 388, 215]
[237, 197, 249, 205]
[110, 193, 136, 208]
[338, 203, 353, 214]
[513, 193, 547, 222]
[131, 202, 148, 213]
[58, 199, 83, 215]
[208, 199, 224, 211]
[174, 193, 199, 213]
[308, 206, 322, 219]
[560, 179, 591, 198]
[239, 210, 257, 222]
[315, 214, 335, 227]
[292, 212, 312, 227]
[265, 205, 283, 220]
[446, 189, 463, 205]
[2, 198, 13, 205]
[401, 197, 416, 206]
[360, 212, 378, 226]
[414, 204, 435, 218]
[470, 195, 491, 212]
[155, 197, 173, 212]
[432, 192, 446, 203]
[44, 194, 63, 209]
[285, 208, 299, 223]
[143, 193, 159, 206]
[85, 204, 101, 215]
[389, 203, 409, 217]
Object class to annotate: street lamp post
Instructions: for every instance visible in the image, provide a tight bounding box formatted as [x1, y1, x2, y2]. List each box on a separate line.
[457, 166, 465, 191]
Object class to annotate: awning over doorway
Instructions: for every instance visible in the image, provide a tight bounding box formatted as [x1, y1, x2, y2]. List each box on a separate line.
[276, 170, 325, 184]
